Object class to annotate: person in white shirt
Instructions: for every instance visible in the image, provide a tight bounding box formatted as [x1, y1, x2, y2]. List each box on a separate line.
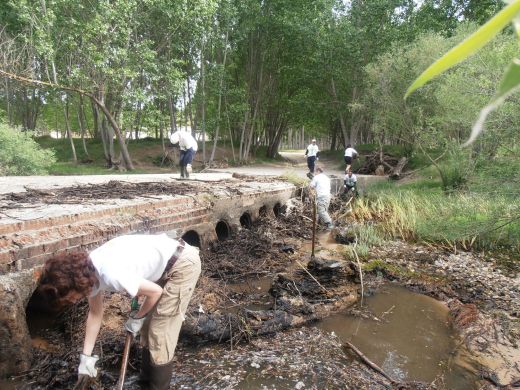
[344, 144, 358, 170]
[39, 234, 201, 390]
[304, 139, 320, 179]
[309, 166, 333, 229]
[344, 168, 358, 196]
[170, 130, 199, 179]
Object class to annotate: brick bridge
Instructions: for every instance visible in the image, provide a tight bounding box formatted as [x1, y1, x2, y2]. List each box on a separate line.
[0, 172, 381, 377]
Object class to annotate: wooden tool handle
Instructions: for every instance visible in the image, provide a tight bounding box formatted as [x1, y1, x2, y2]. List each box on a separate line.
[115, 332, 133, 390]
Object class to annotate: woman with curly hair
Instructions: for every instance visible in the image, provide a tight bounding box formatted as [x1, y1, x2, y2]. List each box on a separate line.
[39, 233, 201, 390]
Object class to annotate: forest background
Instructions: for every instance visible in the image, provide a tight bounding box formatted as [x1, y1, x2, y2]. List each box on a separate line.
[0, 0, 519, 256]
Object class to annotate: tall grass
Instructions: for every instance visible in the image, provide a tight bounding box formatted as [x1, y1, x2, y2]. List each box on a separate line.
[352, 181, 520, 253]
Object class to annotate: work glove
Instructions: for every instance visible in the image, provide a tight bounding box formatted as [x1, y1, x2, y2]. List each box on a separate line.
[78, 354, 99, 377]
[186, 164, 193, 174]
[316, 157, 319, 161]
[125, 314, 146, 335]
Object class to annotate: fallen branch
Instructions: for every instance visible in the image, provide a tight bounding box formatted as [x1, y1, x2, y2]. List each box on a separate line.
[351, 244, 364, 307]
[294, 259, 329, 294]
[343, 341, 401, 387]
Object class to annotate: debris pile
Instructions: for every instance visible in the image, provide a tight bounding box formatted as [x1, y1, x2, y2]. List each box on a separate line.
[1, 181, 199, 207]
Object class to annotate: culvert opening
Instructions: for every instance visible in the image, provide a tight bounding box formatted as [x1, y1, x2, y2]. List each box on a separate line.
[215, 220, 230, 241]
[259, 205, 268, 217]
[25, 287, 63, 339]
[240, 212, 252, 229]
[182, 230, 201, 248]
[273, 203, 282, 218]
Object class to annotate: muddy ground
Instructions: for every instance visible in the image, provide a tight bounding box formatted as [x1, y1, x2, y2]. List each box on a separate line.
[6, 192, 520, 389]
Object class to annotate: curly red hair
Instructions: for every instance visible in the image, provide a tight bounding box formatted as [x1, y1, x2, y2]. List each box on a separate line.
[39, 251, 97, 307]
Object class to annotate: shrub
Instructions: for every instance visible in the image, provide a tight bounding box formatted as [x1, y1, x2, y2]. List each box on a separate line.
[0, 123, 56, 175]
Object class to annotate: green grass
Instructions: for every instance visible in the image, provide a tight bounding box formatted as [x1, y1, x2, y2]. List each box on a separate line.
[353, 178, 520, 255]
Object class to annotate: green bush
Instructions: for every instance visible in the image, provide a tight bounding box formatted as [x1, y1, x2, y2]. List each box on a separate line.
[0, 123, 56, 175]
[437, 150, 474, 192]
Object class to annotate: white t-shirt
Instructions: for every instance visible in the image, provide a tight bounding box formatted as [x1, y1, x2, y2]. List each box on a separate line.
[171, 131, 199, 152]
[310, 173, 331, 198]
[89, 234, 180, 298]
[344, 147, 358, 157]
[306, 144, 319, 157]
[344, 174, 357, 187]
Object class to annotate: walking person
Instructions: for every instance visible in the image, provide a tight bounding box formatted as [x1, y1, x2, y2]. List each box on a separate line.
[309, 166, 334, 230]
[170, 130, 199, 179]
[38, 233, 201, 390]
[305, 139, 320, 179]
[344, 144, 358, 171]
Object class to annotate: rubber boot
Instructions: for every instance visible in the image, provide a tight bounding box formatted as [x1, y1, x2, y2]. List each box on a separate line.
[149, 361, 175, 390]
[179, 165, 185, 179]
[185, 167, 190, 179]
[138, 348, 151, 385]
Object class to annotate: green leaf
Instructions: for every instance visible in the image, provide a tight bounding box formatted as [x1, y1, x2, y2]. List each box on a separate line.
[464, 58, 520, 146]
[405, 0, 520, 98]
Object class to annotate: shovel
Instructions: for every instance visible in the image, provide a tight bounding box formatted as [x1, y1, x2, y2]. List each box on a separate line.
[115, 331, 133, 390]
[311, 194, 317, 260]
[116, 297, 139, 390]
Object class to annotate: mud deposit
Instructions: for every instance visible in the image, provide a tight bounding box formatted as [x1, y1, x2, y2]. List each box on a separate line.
[2, 196, 518, 389]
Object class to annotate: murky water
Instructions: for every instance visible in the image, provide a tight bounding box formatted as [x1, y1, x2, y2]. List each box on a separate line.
[315, 284, 479, 389]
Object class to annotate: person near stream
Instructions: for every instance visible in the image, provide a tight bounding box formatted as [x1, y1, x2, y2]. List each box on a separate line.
[343, 168, 358, 197]
[170, 130, 199, 179]
[38, 233, 201, 390]
[309, 166, 334, 230]
[305, 139, 320, 179]
[344, 144, 358, 171]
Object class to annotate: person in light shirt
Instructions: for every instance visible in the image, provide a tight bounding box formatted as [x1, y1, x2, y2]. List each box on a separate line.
[344, 144, 358, 171]
[309, 166, 334, 230]
[38, 234, 201, 390]
[170, 130, 199, 179]
[344, 168, 358, 196]
[304, 139, 320, 179]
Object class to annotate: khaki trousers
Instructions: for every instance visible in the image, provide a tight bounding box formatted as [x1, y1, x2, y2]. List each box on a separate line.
[141, 243, 201, 365]
[317, 195, 332, 225]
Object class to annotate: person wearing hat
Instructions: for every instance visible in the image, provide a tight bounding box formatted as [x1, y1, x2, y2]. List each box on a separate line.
[170, 130, 198, 179]
[304, 139, 320, 179]
[38, 234, 201, 390]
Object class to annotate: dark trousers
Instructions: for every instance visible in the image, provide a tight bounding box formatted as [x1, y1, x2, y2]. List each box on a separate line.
[307, 156, 316, 173]
[344, 156, 353, 165]
[180, 148, 195, 167]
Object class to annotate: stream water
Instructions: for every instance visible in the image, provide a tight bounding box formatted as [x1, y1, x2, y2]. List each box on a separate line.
[315, 284, 479, 388]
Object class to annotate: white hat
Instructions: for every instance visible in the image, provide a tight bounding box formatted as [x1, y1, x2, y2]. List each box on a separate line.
[170, 132, 180, 144]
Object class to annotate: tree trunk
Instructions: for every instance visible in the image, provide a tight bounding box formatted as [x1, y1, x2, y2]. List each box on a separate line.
[201, 40, 206, 164]
[187, 77, 195, 137]
[331, 77, 348, 147]
[209, 30, 229, 165]
[224, 96, 236, 161]
[389, 157, 408, 180]
[77, 95, 90, 158]
[64, 95, 77, 163]
[239, 110, 249, 161]
[168, 95, 177, 135]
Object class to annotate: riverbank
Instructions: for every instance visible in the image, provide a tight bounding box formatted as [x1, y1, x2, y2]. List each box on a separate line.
[3, 193, 519, 389]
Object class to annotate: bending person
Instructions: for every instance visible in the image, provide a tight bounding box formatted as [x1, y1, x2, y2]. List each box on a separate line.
[170, 130, 199, 179]
[344, 144, 358, 171]
[39, 233, 201, 390]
